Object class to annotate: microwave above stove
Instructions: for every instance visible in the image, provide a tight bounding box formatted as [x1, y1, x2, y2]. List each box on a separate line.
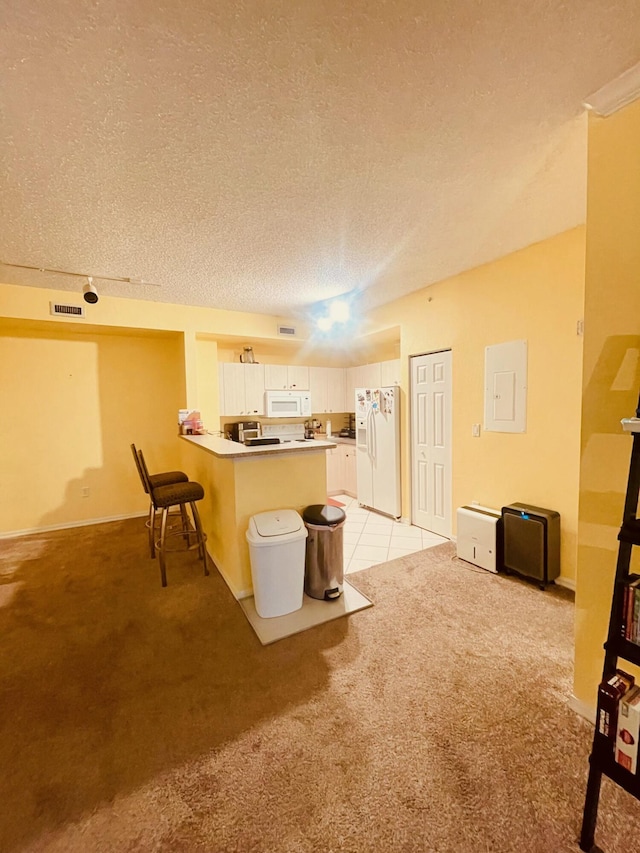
[264, 389, 312, 419]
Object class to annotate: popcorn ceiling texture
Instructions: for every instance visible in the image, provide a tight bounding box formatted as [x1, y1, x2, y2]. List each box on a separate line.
[1, 0, 639, 317]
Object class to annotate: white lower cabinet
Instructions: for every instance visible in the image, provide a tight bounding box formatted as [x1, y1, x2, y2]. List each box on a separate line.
[326, 443, 356, 496]
[343, 446, 357, 495]
[326, 446, 343, 494]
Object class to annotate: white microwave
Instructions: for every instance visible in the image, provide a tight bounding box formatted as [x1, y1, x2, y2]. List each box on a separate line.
[265, 389, 312, 419]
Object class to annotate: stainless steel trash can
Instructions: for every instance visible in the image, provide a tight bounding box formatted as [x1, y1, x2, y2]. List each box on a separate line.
[302, 504, 346, 600]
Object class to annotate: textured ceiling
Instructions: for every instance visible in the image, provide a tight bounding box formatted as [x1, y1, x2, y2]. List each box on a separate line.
[1, 0, 639, 319]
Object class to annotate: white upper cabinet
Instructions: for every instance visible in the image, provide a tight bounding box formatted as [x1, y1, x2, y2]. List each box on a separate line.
[264, 364, 287, 390]
[264, 364, 310, 390]
[220, 363, 265, 416]
[380, 359, 401, 387]
[326, 366, 346, 412]
[309, 367, 328, 413]
[361, 362, 381, 390]
[310, 366, 346, 413]
[287, 365, 309, 389]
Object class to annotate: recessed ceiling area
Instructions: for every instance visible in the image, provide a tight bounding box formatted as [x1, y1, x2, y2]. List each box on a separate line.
[1, 1, 639, 318]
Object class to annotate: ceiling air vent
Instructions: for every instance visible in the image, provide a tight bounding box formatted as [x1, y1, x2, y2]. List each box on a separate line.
[277, 324, 297, 337]
[50, 301, 85, 318]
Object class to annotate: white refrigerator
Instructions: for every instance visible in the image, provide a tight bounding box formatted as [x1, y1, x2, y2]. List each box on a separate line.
[355, 386, 401, 518]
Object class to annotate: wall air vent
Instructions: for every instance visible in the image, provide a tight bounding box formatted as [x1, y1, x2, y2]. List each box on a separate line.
[277, 324, 297, 337]
[50, 301, 85, 318]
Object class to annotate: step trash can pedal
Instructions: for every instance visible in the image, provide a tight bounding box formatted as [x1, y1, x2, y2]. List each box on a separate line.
[246, 509, 308, 618]
[302, 504, 346, 601]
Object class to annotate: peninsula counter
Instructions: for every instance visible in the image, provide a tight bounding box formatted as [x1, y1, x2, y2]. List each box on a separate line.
[179, 434, 337, 598]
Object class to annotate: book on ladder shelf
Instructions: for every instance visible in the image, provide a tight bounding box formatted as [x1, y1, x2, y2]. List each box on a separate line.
[580, 396, 640, 852]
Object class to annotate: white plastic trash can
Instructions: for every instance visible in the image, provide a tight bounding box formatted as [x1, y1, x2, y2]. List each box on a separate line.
[246, 509, 308, 618]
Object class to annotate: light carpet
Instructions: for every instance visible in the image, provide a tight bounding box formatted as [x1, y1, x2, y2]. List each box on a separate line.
[1, 518, 640, 853]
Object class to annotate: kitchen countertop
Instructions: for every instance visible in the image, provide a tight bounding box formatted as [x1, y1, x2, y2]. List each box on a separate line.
[319, 434, 356, 445]
[181, 433, 337, 458]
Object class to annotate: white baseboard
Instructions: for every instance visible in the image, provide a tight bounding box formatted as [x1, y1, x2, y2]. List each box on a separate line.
[556, 576, 576, 592]
[568, 694, 596, 725]
[0, 511, 148, 540]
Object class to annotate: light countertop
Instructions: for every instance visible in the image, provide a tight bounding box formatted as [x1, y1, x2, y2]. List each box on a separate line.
[181, 433, 337, 458]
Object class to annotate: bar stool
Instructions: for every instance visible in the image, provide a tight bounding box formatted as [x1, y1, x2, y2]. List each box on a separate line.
[130, 444, 189, 558]
[137, 449, 209, 587]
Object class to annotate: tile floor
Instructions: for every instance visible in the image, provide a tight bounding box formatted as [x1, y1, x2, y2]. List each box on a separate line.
[330, 494, 450, 575]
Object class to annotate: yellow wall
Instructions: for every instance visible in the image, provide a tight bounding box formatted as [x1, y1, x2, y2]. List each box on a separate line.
[574, 99, 640, 710]
[0, 324, 185, 532]
[367, 227, 586, 585]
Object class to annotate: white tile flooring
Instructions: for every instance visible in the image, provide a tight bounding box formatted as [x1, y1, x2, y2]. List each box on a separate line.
[331, 494, 450, 575]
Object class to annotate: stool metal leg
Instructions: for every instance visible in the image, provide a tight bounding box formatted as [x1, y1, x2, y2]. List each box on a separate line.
[158, 507, 169, 587]
[180, 503, 191, 543]
[148, 501, 157, 558]
[190, 501, 209, 575]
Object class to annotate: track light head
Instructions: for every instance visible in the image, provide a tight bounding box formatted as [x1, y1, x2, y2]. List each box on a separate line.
[83, 277, 98, 304]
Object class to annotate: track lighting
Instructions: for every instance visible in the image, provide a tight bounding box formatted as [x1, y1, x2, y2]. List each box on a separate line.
[82, 277, 99, 304]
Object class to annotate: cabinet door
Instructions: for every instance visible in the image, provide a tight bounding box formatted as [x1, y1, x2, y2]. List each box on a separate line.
[361, 362, 381, 389]
[309, 366, 328, 413]
[287, 365, 309, 389]
[343, 446, 357, 495]
[264, 364, 288, 390]
[326, 367, 346, 412]
[326, 447, 344, 494]
[222, 363, 245, 416]
[345, 366, 358, 411]
[218, 363, 226, 415]
[380, 359, 401, 387]
[244, 363, 265, 415]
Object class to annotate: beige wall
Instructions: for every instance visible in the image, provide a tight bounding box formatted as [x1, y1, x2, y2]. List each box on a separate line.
[574, 99, 640, 710]
[368, 227, 586, 585]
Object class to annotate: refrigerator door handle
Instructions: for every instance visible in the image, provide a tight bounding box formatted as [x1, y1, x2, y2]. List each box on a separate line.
[368, 404, 375, 461]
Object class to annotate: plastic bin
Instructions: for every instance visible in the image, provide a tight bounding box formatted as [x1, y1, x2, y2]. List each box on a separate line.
[246, 509, 308, 618]
[302, 504, 347, 600]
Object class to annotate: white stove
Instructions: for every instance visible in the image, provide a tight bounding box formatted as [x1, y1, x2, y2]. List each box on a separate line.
[261, 423, 315, 444]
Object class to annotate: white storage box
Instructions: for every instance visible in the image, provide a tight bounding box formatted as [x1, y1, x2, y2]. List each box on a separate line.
[246, 509, 308, 618]
[456, 505, 501, 573]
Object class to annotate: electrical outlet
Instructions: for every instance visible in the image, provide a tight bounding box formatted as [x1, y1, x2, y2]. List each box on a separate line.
[81, 486, 90, 497]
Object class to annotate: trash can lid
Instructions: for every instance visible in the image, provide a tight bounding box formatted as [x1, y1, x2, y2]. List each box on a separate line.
[302, 504, 346, 526]
[251, 509, 303, 538]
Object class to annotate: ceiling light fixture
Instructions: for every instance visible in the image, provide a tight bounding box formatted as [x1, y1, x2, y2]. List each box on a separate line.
[315, 298, 351, 331]
[583, 61, 640, 117]
[82, 276, 99, 304]
[0, 259, 161, 287]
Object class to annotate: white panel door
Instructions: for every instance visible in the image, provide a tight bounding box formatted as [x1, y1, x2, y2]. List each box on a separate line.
[411, 351, 452, 536]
